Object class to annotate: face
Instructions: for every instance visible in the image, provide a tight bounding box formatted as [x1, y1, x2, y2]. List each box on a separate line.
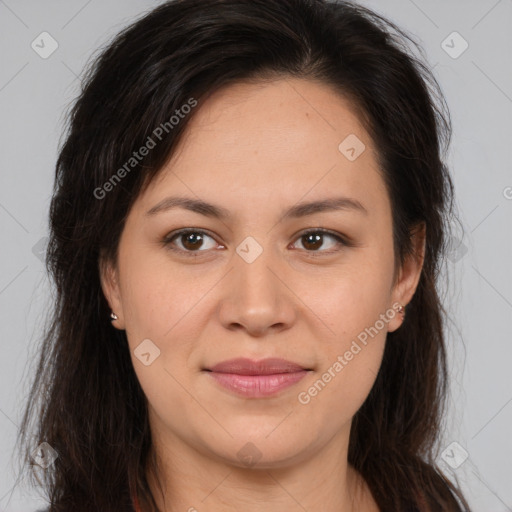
[101, 78, 423, 470]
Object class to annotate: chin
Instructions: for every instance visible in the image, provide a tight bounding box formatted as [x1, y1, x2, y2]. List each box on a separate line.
[205, 429, 316, 470]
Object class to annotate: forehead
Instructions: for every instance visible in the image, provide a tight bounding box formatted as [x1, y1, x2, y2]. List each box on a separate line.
[139, 78, 388, 219]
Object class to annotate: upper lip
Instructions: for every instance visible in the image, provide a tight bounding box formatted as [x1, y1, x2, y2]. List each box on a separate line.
[205, 358, 310, 375]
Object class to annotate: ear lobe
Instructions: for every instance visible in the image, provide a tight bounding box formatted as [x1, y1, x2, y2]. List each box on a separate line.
[388, 222, 426, 332]
[98, 254, 124, 328]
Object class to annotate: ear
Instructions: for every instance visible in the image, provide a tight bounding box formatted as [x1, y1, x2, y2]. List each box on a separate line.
[387, 222, 426, 333]
[99, 253, 125, 330]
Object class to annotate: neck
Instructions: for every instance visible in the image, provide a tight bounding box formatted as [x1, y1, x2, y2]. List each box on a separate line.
[142, 429, 377, 512]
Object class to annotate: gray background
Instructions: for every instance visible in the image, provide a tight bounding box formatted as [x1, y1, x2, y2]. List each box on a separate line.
[0, 0, 511, 510]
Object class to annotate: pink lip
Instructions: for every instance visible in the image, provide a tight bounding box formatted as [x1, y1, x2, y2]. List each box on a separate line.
[204, 358, 311, 398]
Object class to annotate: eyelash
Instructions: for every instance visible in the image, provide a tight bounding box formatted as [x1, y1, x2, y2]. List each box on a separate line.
[162, 228, 352, 258]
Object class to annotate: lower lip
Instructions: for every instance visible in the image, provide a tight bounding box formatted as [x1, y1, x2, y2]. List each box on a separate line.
[206, 371, 309, 397]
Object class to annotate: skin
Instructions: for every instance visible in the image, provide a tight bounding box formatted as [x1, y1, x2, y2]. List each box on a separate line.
[100, 77, 425, 512]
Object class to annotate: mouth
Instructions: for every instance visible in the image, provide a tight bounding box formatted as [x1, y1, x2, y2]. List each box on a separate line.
[203, 357, 313, 398]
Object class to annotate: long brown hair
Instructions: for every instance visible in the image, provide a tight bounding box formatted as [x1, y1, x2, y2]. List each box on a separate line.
[18, 0, 471, 510]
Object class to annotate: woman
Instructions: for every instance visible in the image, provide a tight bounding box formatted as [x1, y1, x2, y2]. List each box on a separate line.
[19, 0, 471, 510]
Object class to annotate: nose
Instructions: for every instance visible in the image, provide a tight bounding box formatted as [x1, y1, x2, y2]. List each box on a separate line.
[217, 245, 297, 337]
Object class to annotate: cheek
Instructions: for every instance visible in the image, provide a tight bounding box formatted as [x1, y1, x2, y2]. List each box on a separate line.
[296, 335, 385, 439]
[118, 253, 214, 391]
[294, 253, 393, 416]
[301, 253, 395, 341]
[119, 247, 206, 341]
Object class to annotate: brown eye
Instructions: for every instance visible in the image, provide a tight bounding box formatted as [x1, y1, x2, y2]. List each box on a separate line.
[163, 227, 349, 258]
[292, 229, 347, 253]
[164, 229, 218, 255]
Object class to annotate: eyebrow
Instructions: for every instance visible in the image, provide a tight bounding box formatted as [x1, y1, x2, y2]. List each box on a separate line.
[145, 195, 368, 219]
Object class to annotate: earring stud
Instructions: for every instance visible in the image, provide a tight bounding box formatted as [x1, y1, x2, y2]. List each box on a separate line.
[110, 312, 118, 321]
[397, 304, 405, 316]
